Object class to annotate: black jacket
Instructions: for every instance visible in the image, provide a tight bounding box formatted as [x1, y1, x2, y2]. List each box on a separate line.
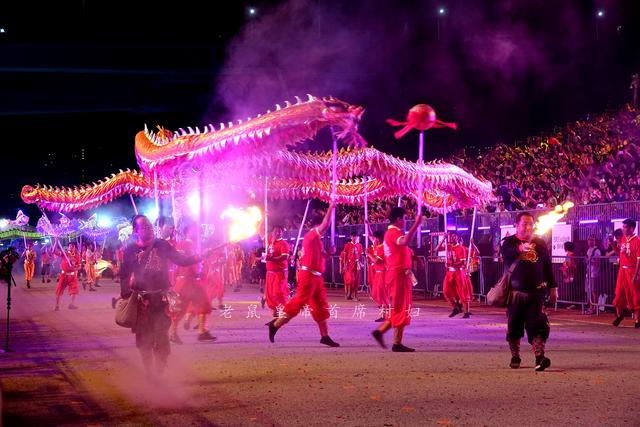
[501, 235, 556, 293]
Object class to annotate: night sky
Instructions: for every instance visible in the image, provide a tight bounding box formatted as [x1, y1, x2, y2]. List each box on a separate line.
[1, 0, 638, 221]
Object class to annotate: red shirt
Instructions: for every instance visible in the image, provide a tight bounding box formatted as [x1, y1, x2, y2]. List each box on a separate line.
[384, 225, 411, 269]
[300, 228, 326, 273]
[373, 244, 386, 270]
[620, 235, 640, 268]
[447, 244, 468, 268]
[341, 241, 363, 268]
[176, 240, 199, 278]
[266, 237, 290, 271]
[60, 251, 81, 272]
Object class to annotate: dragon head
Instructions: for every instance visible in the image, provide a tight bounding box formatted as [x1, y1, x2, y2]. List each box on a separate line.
[321, 97, 366, 147]
[21, 185, 38, 205]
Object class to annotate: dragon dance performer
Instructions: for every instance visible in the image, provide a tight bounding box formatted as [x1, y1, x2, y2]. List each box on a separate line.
[268, 203, 340, 347]
[22, 242, 36, 288]
[340, 232, 363, 301]
[612, 218, 640, 328]
[367, 230, 388, 322]
[169, 222, 216, 343]
[205, 246, 226, 310]
[54, 241, 81, 311]
[265, 225, 291, 318]
[437, 232, 472, 318]
[372, 207, 422, 352]
[120, 215, 207, 377]
[84, 245, 98, 292]
[40, 245, 52, 283]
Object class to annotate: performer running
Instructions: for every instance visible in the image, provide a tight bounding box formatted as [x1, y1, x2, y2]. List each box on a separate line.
[340, 232, 363, 300]
[372, 207, 422, 352]
[437, 232, 472, 318]
[54, 241, 82, 311]
[612, 218, 640, 328]
[120, 215, 206, 377]
[40, 245, 52, 283]
[265, 225, 291, 318]
[22, 242, 36, 289]
[501, 212, 557, 371]
[267, 203, 339, 347]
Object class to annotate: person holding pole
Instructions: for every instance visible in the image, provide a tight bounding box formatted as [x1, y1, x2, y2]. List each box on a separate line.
[53, 241, 81, 311]
[267, 203, 340, 347]
[372, 207, 423, 352]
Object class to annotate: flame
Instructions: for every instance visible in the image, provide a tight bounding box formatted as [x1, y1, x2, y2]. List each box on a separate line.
[95, 259, 113, 275]
[220, 206, 263, 242]
[534, 201, 574, 236]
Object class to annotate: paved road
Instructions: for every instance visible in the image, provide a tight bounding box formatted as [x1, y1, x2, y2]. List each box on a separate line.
[1, 277, 639, 426]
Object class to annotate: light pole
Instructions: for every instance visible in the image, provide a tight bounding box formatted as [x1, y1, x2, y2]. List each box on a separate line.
[595, 9, 604, 42]
[437, 7, 446, 41]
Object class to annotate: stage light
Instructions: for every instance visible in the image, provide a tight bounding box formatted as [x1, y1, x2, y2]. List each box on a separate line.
[97, 215, 112, 228]
[248, 7, 257, 16]
[438, 7, 446, 15]
[0, 28, 5, 34]
[187, 192, 201, 216]
[0, 219, 8, 229]
[596, 10, 604, 18]
[144, 207, 159, 222]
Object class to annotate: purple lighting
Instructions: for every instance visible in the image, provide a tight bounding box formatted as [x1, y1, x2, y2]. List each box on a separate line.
[579, 219, 598, 224]
[478, 226, 491, 230]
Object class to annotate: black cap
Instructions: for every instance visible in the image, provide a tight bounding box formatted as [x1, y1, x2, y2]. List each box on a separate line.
[622, 218, 637, 229]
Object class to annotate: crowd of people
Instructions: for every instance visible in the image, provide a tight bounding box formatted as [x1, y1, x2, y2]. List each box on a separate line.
[332, 105, 640, 224]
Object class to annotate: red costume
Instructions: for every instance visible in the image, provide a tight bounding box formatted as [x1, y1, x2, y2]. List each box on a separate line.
[443, 244, 472, 303]
[283, 228, 329, 323]
[383, 225, 412, 327]
[340, 241, 363, 289]
[206, 248, 226, 302]
[370, 243, 389, 307]
[23, 249, 35, 282]
[174, 240, 211, 316]
[265, 237, 290, 310]
[613, 235, 640, 312]
[55, 250, 81, 297]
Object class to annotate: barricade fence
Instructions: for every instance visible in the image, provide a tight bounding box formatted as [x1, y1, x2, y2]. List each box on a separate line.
[320, 255, 620, 314]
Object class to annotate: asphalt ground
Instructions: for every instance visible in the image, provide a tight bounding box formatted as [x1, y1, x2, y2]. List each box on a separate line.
[1, 276, 639, 427]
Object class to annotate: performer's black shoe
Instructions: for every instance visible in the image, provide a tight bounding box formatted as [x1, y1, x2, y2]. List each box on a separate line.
[47, 279, 51, 283]
[111, 297, 117, 309]
[320, 336, 340, 347]
[448, 307, 461, 318]
[267, 319, 279, 343]
[193, 324, 199, 330]
[534, 356, 551, 372]
[612, 315, 624, 327]
[372, 330, 386, 349]
[82, 282, 86, 291]
[374, 317, 384, 322]
[197, 331, 217, 341]
[26, 281, 30, 288]
[391, 343, 415, 352]
[94, 283, 101, 287]
[635, 321, 640, 329]
[218, 304, 225, 310]
[42, 278, 45, 283]
[462, 312, 470, 319]
[509, 356, 521, 369]
[54, 305, 60, 311]
[260, 297, 266, 309]
[169, 334, 183, 345]
[89, 287, 97, 292]
[68, 304, 78, 310]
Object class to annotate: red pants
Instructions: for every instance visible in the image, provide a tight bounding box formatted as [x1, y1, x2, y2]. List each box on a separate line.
[56, 273, 79, 296]
[443, 270, 472, 303]
[613, 268, 640, 312]
[24, 261, 35, 282]
[175, 277, 211, 316]
[206, 270, 224, 301]
[283, 270, 329, 323]
[385, 269, 412, 328]
[344, 267, 360, 289]
[266, 270, 288, 310]
[371, 270, 389, 307]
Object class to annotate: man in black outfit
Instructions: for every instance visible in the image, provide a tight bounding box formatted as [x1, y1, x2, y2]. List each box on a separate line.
[120, 215, 203, 377]
[500, 212, 558, 371]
